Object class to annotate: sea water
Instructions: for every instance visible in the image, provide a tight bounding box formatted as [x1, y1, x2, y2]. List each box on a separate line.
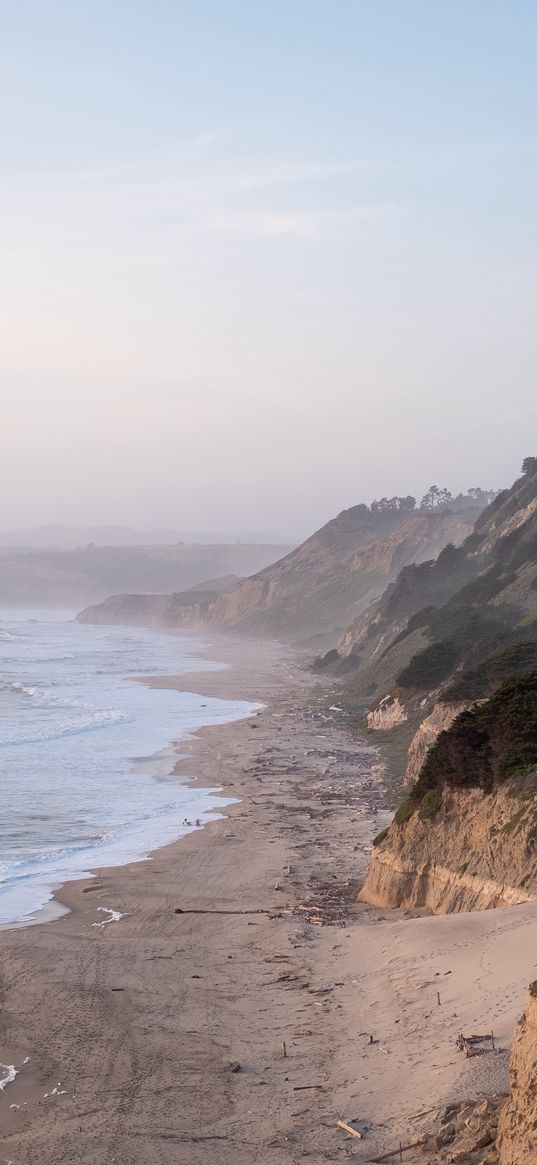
[0, 610, 260, 925]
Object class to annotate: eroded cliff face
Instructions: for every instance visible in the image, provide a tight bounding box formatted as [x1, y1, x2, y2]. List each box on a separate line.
[337, 514, 474, 659]
[77, 593, 166, 625]
[404, 700, 472, 786]
[497, 988, 537, 1165]
[206, 512, 474, 645]
[366, 694, 409, 730]
[77, 509, 474, 646]
[359, 786, 537, 913]
[77, 589, 216, 628]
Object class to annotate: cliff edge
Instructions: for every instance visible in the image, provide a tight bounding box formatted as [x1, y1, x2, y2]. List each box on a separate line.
[360, 671, 537, 912]
[360, 785, 537, 912]
[497, 984, 537, 1165]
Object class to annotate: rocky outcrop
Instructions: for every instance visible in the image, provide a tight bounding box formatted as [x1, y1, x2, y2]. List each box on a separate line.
[497, 985, 537, 1165]
[77, 585, 228, 628]
[404, 700, 472, 786]
[367, 694, 409, 730]
[77, 593, 166, 625]
[360, 787, 537, 912]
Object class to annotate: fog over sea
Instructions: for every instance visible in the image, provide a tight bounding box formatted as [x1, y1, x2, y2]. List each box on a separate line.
[0, 611, 259, 925]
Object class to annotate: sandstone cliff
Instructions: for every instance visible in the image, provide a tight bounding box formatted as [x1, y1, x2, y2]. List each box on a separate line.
[339, 464, 537, 690]
[496, 985, 537, 1165]
[78, 507, 473, 645]
[403, 700, 472, 786]
[360, 785, 537, 912]
[361, 670, 537, 912]
[77, 583, 231, 628]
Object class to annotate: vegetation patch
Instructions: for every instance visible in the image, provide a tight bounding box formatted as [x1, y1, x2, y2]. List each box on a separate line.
[444, 643, 537, 701]
[413, 671, 537, 803]
[419, 787, 443, 819]
[373, 827, 389, 847]
[397, 639, 460, 689]
[503, 806, 528, 834]
[394, 798, 415, 826]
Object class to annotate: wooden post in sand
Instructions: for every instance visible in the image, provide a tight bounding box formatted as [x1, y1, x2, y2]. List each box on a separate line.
[436, 991, 441, 1007]
[491, 1030, 495, 1051]
[399, 1142, 403, 1163]
[281, 1041, 287, 1058]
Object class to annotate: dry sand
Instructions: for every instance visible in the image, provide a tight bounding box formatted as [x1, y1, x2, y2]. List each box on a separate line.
[0, 634, 536, 1164]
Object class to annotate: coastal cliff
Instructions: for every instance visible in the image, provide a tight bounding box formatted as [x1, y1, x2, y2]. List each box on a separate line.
[360, 785, 537, 912]
[77, 506, 474, 647]
[497, 985, 537, 1165]
[77, 585, 223, 628]
[403, 700, 472, 786]
[360, 670, 537, 912]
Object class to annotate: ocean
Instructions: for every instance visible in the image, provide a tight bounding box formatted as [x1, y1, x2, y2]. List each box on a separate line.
[0, 610, 259, 926]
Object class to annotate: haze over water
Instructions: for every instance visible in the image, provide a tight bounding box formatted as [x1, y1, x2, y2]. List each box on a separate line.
[0, 612, 259, 925]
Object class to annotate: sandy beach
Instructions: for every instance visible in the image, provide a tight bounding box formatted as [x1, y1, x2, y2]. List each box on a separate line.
[1, 634, 537, 1164]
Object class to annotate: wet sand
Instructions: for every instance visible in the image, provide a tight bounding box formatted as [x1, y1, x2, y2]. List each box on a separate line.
[0, 634, 536, 1164]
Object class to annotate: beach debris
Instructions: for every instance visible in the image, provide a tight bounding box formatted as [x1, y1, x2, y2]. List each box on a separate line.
[0, 1057, 30, 1093]
[337, 1119, 363, 1139]
[293, 879, 356, 926]
[229, 1062, 241, 1073]
[0, 1066, 17, 1092]
[92, 907, 129, 928]
[456, 1032, 497, 1056]
[368, 1140, 424, 1162]
[44, 1083, 68, 1098]
[293, 1084, 324, 1091]
[281, 1041, 287, 1058]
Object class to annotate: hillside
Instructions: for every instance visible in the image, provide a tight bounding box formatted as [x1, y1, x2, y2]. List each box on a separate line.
[78, 505, 476, 646]
[321, 462, 537, 785]
[0, 543, 289, 607]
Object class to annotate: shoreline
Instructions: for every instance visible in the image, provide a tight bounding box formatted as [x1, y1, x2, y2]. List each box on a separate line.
[0, 627, 260, 932]
[1, 632, 537, 1164]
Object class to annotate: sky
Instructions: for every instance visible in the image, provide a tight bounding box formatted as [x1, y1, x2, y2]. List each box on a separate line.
[1, 1, 536, 540]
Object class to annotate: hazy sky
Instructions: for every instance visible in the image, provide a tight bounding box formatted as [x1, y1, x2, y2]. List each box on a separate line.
[1, 1, 536, 538]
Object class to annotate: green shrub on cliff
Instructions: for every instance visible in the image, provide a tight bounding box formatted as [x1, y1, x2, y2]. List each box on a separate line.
[413, 670, 537, 803]
[394, 798, 415, 825]
[419, 787, 443, 819]
[444, 642, 537, 700]
[397, 639, 460, 689]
